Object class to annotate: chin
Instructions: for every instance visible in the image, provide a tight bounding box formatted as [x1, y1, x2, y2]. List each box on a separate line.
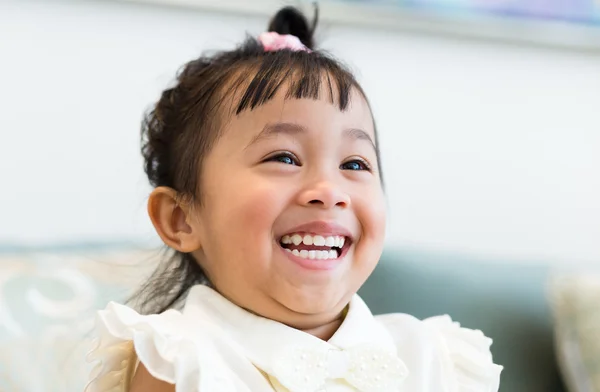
[280, 287, 350, 317]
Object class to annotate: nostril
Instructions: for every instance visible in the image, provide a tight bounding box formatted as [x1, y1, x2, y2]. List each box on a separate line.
[308, 199, 323, 205]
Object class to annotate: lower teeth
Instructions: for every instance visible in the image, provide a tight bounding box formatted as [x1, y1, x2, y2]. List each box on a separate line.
[285, 248, 338, 260]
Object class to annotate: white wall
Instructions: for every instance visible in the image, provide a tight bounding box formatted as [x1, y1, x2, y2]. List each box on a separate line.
[1, 0, 599, 263]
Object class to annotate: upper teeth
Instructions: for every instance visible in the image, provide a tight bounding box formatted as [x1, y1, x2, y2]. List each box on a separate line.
[281, 234, 345, 248]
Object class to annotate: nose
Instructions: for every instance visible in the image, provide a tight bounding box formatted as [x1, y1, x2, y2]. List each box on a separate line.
[297, 181, 351, 210]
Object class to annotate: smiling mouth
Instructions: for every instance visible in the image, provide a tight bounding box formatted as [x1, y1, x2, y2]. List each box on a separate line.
[279, 233, 350, 260]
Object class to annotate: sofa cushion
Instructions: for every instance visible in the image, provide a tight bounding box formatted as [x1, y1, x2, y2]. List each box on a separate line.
[551, 274, 600, 392]
[0, 247, 157, 391]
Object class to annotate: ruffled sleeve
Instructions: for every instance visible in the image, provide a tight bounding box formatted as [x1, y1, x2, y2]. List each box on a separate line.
[84, 302, 213, 392]
[424, 315, 503, 392]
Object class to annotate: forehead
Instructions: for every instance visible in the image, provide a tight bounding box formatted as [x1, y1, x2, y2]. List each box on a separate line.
[228, 84, 375, 142]
[206, 58, 376, 149]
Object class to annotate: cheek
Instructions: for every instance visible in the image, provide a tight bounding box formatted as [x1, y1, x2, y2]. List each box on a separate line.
[359, 187, 387, 242]
[353, 186, 386, 273]
[209, 179, 285, 258]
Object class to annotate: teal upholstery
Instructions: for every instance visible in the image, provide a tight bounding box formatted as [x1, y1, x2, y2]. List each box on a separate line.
[359, 248, 566, 392]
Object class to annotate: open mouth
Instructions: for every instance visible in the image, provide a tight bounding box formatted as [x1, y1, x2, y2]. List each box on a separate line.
[279, 233, 350, 260]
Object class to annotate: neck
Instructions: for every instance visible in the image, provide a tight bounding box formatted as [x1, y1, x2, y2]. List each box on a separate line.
[299, 310, 345, 340]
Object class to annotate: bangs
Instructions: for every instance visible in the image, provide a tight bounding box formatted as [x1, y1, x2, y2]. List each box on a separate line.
[226, 49, 359, 115]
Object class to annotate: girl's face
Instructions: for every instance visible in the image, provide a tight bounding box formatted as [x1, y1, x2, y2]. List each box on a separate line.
[192, 86, 386, 327]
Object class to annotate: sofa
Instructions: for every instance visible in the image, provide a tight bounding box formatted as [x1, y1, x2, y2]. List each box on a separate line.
[0, 244, 567, 391]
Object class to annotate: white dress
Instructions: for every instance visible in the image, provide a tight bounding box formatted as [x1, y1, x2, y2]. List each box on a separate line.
[85, 285, 502, 392]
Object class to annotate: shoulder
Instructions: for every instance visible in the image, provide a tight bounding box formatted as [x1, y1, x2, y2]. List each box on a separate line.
[375, 313, 503, 392]
[129, 363, 175, 392]
[84, 302, 229, 392]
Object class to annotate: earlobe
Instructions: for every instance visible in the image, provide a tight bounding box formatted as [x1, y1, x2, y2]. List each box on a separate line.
[147, 187, 202, 253]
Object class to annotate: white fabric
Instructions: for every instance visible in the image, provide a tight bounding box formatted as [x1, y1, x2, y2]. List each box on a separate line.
[85, 285, 502, 392]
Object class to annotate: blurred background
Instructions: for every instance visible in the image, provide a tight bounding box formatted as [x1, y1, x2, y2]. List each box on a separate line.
[0, 0, 599, 391]
[1, 0, 599, 262]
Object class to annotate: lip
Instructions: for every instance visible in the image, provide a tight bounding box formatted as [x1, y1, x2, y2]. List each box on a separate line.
[279, 221, 353, 240]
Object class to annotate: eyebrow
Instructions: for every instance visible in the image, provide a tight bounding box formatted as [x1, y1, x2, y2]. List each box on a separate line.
[246, 121, 377, 152]
[343, 128, 377, 152]
[246, 122, 307, 149]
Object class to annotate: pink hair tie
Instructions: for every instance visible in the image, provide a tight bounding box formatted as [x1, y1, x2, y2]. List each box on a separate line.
[258, 32, 311, 53]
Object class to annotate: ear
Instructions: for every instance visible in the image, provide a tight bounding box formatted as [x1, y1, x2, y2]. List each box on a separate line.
[147, 187, 202, 253]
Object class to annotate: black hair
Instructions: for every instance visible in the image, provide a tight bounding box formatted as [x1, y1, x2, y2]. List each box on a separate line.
[130, 6, 382, 314]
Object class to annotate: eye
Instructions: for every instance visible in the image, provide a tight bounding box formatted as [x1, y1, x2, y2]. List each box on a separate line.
[341, 158, 371, 171]
[265, 152, 300, 166]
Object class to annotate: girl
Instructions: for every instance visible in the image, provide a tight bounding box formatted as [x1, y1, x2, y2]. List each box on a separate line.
[86, 6, 502, 392]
